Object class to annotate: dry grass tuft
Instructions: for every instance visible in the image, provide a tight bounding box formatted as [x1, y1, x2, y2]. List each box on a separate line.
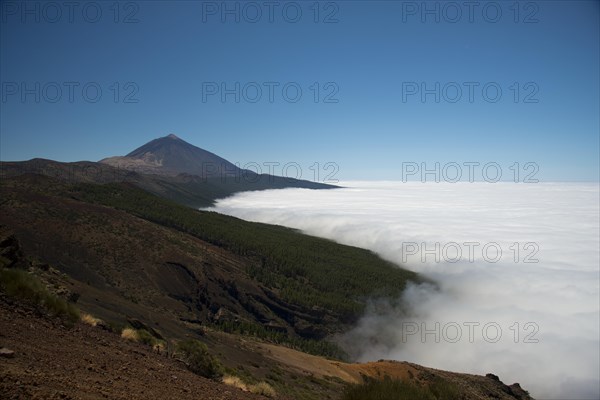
[222, 375, 248, 391]
[121, 327, 139, 341]
[222, 376, 276, 397]
[81, 313, 102, 327]
[249, 382, 276, 397]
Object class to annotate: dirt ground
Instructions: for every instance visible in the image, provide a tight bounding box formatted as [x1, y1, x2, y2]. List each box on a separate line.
[0, 293, 532, 400]
[0, 295, 266, 400]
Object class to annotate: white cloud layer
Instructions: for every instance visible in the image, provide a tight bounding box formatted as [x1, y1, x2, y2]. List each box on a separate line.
[209, 182, 600, 399]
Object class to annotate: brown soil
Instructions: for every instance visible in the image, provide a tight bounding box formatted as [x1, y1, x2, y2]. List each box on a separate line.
[0, 293, 533, 400]
[0, 295, 266, 400]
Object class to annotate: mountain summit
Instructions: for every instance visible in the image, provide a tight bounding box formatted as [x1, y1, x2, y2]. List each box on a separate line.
[100, 134, 240, 177]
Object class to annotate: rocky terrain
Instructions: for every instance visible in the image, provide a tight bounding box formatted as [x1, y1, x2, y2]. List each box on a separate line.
[0, 293, 532, 400]
[0, 294, 266, 400]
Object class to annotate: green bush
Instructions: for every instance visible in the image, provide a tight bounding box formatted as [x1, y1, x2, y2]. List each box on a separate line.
[427, 378, 464, 399]
[342, 377, 463, 400]
[176, 339, 224, 380]
[249, 381, 276, 397]
[0, 268, 45, 302]
[136, 329, 157, 346]
[0, 268, 79, 323]
[106, 320, 126, 334]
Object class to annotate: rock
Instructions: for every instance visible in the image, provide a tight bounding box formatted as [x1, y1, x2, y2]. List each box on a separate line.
[0, 348, 15, 358]
[0, 234, 25, 268]
[486, 373, 499, 381]
[509, 382, 532, 399]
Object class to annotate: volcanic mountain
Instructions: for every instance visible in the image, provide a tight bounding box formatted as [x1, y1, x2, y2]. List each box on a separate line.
[2, 134, 335, 208]
[100, 134, 240, 178]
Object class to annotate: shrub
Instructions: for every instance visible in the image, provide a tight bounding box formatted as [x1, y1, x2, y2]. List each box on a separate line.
[223, 375, 248, 391]
[0, 268, 45, 302]
[44, 294, 80, 322]
[342, 377, 463, 400]
[428, 377, 464, 399]
[105, 320, 126, 334]
[136, 329, 157, 346]
[81, 313, 102, 327]
[249, 382, 276, 397]
[0, 268, 79, 323]
[121, 327, 166, 353]
[120, 326, 164, 350]
[223, 375, 277, 398]
[121, 327, 139, 341]
[176, 339, 224, 380]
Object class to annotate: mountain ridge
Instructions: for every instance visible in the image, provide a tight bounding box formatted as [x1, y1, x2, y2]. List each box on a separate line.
[1, 134, 337, 208]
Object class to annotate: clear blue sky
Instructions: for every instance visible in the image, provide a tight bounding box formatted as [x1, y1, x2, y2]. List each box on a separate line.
[1, 0, 598, 181]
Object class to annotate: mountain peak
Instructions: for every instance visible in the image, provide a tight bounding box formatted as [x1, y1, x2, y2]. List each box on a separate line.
[100, 134, 240, 177]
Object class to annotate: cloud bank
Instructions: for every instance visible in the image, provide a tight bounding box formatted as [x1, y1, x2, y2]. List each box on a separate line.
[209, 182, 600, 399]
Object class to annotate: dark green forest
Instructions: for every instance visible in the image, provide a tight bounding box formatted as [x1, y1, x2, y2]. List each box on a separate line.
[66, 182, 420, 320]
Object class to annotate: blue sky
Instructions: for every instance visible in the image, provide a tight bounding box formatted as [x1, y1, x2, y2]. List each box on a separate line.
[1, 0, 598, 181]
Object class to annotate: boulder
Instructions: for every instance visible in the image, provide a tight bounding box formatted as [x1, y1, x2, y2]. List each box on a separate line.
[0, 347, 15, 358]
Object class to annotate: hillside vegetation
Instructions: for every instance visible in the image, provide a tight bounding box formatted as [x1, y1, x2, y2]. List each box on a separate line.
[343, 377, 464, 400]
[0, 158, 335, 208]
[67, 182, 419, 320]
[0, 174, 534, 400]
[0, 174, 419, 361]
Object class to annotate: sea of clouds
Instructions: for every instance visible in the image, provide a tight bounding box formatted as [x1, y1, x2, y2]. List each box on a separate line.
[209, 182, 600, 399]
